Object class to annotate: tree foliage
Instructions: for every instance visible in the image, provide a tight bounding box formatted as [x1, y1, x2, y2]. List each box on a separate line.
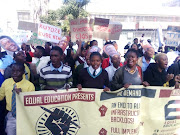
[40, 10, 60, 27]
[40, 0, 90, 33]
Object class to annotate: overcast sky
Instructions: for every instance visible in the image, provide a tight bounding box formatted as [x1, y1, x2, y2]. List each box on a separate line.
[85, 0, 180, 16]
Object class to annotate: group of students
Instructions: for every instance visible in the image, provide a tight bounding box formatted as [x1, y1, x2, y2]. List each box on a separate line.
[0, 38, 180, 135]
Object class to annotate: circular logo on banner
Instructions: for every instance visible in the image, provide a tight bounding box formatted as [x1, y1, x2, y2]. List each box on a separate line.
[36, 106, 80, 135]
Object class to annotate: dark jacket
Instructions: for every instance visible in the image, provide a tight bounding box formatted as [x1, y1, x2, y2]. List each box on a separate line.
[167, 61, 180, 86]
[144, 63, 167, 86]
[111, 65, 143, 91]
[73, 63, 84, 87]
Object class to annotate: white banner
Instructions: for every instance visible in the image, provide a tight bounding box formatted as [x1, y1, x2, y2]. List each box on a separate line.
[38, 23, 62, 43]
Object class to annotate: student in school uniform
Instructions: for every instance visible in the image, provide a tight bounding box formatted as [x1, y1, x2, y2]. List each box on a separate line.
[4, 51, 31, 81]
[39, 46, 73, 90]
[77, 52, 110, 91]
[111, 49, 149, 91]
[105, 53, 121, 83]
[73, 51, 91, 87]
[0, 63, 35, 135]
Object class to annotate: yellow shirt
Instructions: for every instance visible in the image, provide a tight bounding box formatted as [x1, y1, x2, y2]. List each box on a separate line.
[0, 78, 35, 111]
[24, 64, 30, 80]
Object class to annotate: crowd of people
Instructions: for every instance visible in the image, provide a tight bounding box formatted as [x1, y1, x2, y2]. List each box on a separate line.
[0, 36, 179, 135]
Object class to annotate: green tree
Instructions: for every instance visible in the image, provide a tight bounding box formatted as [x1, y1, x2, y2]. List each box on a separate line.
[40, 10, 60, 27]
[40, 0, 90, 33]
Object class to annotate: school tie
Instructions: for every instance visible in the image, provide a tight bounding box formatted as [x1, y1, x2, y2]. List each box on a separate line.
[24, 69, 28, 80]
[11, 83, 17, 118]
[93, 69, 96, 76]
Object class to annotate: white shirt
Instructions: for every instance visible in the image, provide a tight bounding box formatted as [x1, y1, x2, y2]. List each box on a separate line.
[167, 51, 180, 67]
[32, 56, 50, 74]
[75, 56, 86, 67]
[105, 65, 120, 82]
[88, 66, 101, 76]
[83, 62, 89, 68]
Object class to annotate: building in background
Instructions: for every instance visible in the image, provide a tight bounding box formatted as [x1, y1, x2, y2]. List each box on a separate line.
[162, 0, 180, 7]
[85, 0, 180, 55]
[17, 0, 49, 23]
[0, 0, 53, 31]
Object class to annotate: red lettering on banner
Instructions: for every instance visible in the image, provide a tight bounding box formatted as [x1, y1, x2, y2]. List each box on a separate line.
[24, 91, 95, 106]
[80, 19, 88, 24]
[110, 25, 121, 34]
[73, 27, 91, 32]
[43, 25, 47, 30]
[71, 20, 78, 25]
[159, 90, 172, 98]
[39, 23, 43, 29]
[38, 32, 51, 39]
[75, 33, 90, 40]
[58, 29, 61, 34]
[39, 24, 61, 34]
[53, 35, 61, 40]
[96, 25, 109, 32]
[75, 34, 79, 40]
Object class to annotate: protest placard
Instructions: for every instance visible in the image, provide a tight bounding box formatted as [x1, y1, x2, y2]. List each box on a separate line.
[18, 21, 38, 32]
[93, 18, 122, 40]
[103, 44, 117, 56]
[26, 32, 45, 46]
[165, 26, 180, 47]
[17, 86, 180, 135]
[94, 17, 109, 26]
[0, 35, 20, 56]
[70, 18, 93, 42]
[56, 36, 69, 52]
[38, 23, 62, 43]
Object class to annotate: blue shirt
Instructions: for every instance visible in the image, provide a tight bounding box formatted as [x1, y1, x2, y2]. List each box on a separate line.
[50, 62, 63, 72]
[0, 55, 13, 69]
[142, 56, 155, 72]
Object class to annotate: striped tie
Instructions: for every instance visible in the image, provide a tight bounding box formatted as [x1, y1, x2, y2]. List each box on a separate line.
[25, 68, 28, 80]
[93, 69, 96, 76]
[11, 83, 17, 118]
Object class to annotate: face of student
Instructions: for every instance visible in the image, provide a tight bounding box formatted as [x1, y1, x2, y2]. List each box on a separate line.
[92, 41, 98, 46]
[134, 39, 138, 44]
[34, 48, 41, 58]
[0, 37, 18, 52]
[131, 44, 138, 50]
[11, 65, 24, 82]
[45, 44, 50, 49]
[14, 51, 26, 63]
[90, 55, 102, 70]
[50, 50, 62, 68]
[145, 47, 155, 58]
[157, 55, 168, 69]
[21, 44, 26, 51]
[126, 52, 138, 68]
[112, 55, 121, 68]
[81, 49, 86, 57]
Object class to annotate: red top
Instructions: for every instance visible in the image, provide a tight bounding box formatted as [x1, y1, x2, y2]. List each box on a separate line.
[102, 57, 123, 69]
[29, 51, 34, 57]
